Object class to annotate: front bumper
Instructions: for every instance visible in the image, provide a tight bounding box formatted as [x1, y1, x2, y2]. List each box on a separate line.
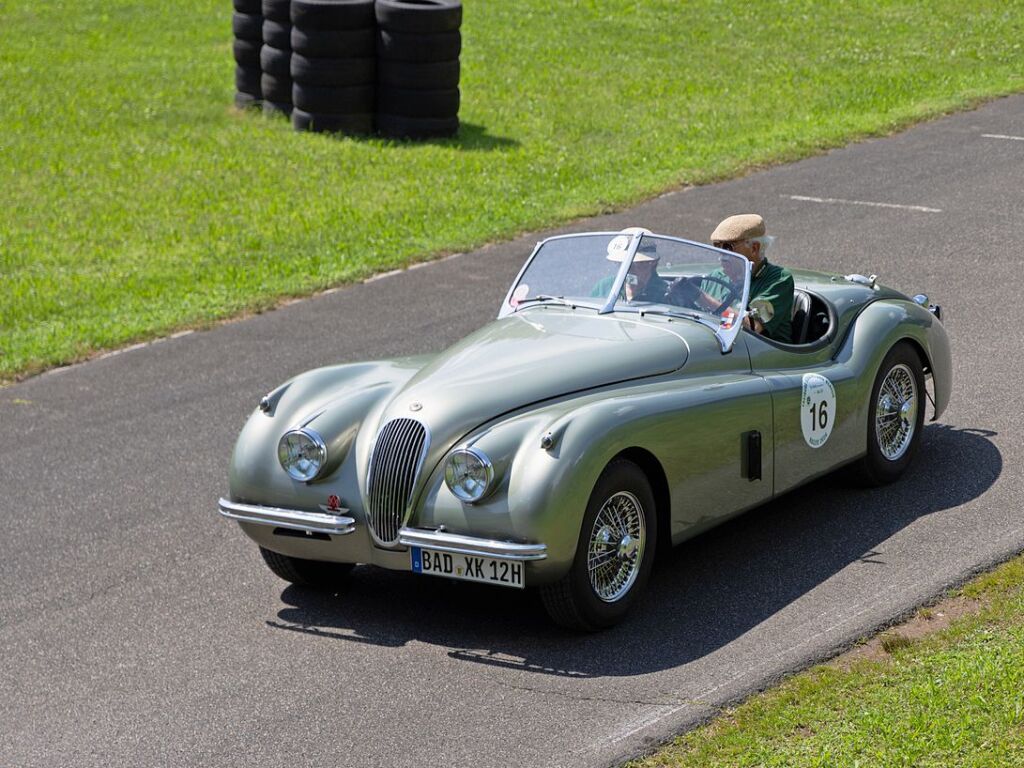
[217, 498, 547, 563]
[217, 498, 355, 535]
[397, 527, 547, 561]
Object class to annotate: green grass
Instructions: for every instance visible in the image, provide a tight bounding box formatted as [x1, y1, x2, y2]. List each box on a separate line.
[628, 555, 1024, 768]
[2, 0, 1023, 379]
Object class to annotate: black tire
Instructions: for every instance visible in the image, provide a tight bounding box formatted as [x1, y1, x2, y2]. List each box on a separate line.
[291, 0, 374, 28]
[232, 11, 263, 41]
[234, 0, 262, 13]
[291, 54, 375, 86]
[291, 26, 376, 57]
[293, 82, 374, 112]
[262, 0, 290, 22]
[540, 460, 657, 631]
[263, 99, 293, 116]
[377, 29, 461, 62]
[234, 91, 262, 108]
[378, 57, 459, 89]
[376, 112, 458, 139]
[293, 108, 373, 134]
[262, 19, 291, 49]
[261, 73, 293, 103]
[377, 86, 458, 118]
[260, 45, 292, 77]
[375, 0, 462, 33]
[259, 546, 355, 588]
[235, 64, 263, 95]
[233, 38, 262, 67]
[853, 342, 927, 486]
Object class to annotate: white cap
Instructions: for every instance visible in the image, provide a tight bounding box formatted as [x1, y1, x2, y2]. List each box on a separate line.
[606, 226, 657, 262]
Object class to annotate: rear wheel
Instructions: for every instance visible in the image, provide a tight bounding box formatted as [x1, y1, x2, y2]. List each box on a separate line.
[259, 546, 354, 588]
[854, 342, 926, 485]
[540, 460, 656, 631]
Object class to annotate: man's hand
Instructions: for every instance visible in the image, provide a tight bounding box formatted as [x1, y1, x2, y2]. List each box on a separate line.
[743, 315, 765, 334]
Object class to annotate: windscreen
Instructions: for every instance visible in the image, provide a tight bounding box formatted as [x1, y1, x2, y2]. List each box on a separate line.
[506, 234, 625, 310]
[613, 235, 751, 333]
[503, 232, 752, 351]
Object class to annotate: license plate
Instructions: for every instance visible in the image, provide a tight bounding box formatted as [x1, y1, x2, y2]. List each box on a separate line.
[411, 547, 525, 589]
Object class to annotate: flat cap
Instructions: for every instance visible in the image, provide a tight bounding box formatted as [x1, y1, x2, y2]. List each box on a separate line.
[711, 214, 765, 243]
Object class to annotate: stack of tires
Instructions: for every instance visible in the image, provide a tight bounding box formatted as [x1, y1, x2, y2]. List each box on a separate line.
[375, 0, 462, 139]
[291, 0, 376, 135]
[232, 0, 264, 107]
[261, 0, 294, 114]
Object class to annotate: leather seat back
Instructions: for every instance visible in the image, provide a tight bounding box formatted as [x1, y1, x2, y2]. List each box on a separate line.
[790, 289, 812, 344]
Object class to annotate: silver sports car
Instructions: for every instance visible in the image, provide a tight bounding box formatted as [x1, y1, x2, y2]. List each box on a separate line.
[218, 228, 951, 630]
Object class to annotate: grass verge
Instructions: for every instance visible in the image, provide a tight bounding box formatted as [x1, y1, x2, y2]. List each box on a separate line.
[2, 0, 1024, 380]
[627, 554, 1024, 768]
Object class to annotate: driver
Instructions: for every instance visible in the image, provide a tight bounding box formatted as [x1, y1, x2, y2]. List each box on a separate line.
[708, 214, 794, 342]
[590, 227, 669, 302]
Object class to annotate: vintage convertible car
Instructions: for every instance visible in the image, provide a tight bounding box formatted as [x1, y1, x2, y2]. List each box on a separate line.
[218, 228, 950, 630]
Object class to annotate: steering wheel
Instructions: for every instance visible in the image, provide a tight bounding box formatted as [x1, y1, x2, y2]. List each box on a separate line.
[665, 275, 737, 316]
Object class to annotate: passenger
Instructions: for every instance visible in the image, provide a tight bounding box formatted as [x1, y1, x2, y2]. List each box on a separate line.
[709, 214, 794, 341]
[591, 227, 669, 302]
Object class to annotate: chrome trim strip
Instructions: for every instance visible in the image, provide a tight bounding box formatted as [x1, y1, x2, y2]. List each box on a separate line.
[398, 528, 547, 561]
[217, 498, 355, 535]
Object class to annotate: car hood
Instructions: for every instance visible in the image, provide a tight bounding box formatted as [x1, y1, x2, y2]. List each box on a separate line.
[375, 308, 689, 458]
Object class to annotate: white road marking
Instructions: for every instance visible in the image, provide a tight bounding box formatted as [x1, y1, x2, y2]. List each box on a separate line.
[982, 133, 1024, 142]
[783, 194, 941, 213]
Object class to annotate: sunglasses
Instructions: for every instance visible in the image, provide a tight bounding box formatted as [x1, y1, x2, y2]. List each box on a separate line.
[713, 240, 742, 252]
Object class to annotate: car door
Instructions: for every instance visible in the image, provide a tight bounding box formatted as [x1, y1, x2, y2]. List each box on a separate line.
[655, 333, 775, 542]
[742, 332, 867, 495]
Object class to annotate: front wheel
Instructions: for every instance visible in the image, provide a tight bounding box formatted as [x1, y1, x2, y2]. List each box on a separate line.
[259, 546, 355, 589]
[540, 460, 657, 631]
[853, 342, 926, 486]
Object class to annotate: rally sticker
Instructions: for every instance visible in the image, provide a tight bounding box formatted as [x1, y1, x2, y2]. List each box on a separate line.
[800, 373, 836, 448]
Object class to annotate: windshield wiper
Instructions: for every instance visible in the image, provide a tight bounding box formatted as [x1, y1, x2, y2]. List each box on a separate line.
[638, 306, 706, 322]
[515, 294, 567, 307]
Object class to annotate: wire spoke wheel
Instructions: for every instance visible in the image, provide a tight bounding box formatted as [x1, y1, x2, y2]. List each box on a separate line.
[874, 362, 918, 461]
[587, 491, 646, 602]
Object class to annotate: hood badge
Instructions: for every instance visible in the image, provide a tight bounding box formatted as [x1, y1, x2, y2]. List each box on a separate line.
[409, 401, 423, 412]
[319, 495, 348, 514]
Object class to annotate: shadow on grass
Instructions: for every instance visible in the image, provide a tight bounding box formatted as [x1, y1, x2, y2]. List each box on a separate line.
[374, 121, 519, 152]
[282, 117, 519, 151]
[266, 423, 1001, 678]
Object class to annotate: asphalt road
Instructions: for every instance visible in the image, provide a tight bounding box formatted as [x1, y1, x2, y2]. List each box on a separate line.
[3, 96, 1023, 768]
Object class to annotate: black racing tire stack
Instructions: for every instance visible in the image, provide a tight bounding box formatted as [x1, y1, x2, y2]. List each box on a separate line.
[290, 0, 376, 135]
[261, 0, 294, 114]
[232, 0, 264, 107]
[374, 0, 462, 139]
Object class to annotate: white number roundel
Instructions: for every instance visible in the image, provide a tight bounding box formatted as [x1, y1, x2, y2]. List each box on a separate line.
[801, 373, 836, 448]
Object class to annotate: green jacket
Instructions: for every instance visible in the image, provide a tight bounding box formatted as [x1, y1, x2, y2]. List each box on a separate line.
[748, 259, 794, 341]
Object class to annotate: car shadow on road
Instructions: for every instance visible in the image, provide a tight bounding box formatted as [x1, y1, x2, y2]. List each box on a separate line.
[267, 423, 1001, 677]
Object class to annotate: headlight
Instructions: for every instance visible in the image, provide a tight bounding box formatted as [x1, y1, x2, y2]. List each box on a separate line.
[444, 448, 494, 503]
[278, 429, 327, 482]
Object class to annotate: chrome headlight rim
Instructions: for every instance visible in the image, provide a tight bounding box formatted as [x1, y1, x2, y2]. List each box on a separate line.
[277, 428, 328, 482]
[444, 447, 494, 504]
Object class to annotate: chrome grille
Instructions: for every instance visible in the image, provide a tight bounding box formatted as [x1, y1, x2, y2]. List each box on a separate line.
[366, 418, 429, 545]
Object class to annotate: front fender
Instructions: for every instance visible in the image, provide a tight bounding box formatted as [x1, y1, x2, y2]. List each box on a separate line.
[840, 299, 952, 420]
[227, 356, 433, 508]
